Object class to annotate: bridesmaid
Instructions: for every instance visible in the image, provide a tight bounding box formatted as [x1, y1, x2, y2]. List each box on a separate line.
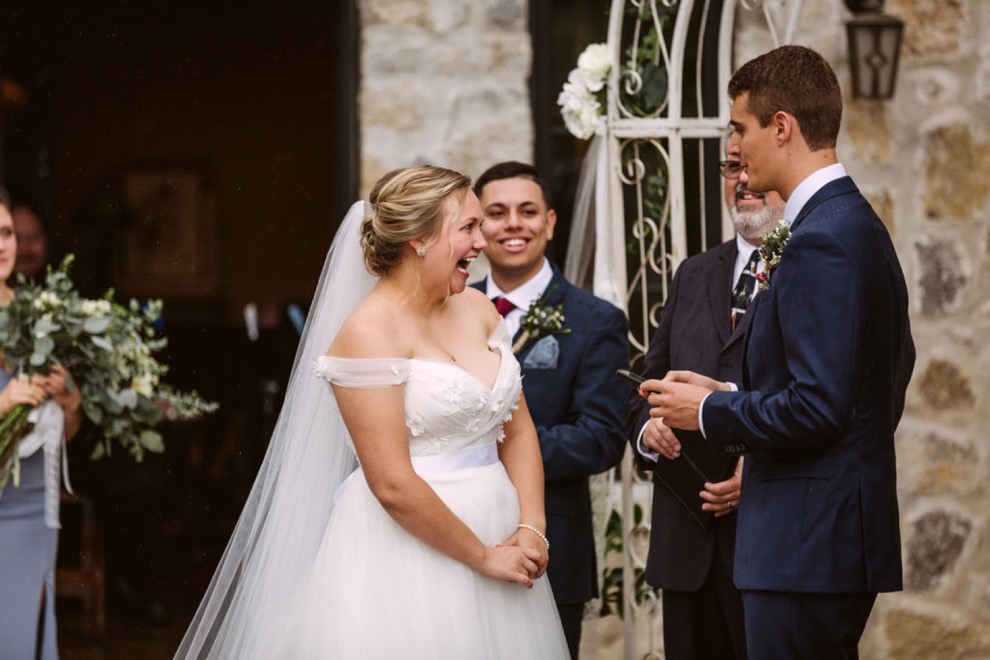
[0, 187, 83, 660]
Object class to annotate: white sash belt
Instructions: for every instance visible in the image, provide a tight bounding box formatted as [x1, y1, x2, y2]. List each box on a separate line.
[334, 443, 499, 505]
[411, 443, 499, 474]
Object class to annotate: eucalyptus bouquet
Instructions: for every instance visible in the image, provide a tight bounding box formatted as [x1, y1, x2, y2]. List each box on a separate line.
[0, 256, 218, 488]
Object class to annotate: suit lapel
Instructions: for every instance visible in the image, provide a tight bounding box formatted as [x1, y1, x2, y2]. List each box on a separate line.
[727, 299, 755, 347]
[738, 287, 766, 390]
[478, 265, 570, 357]
[709, 241, 737, 347]
[790, 176, 857, 232]
[515, 267, 568, 358]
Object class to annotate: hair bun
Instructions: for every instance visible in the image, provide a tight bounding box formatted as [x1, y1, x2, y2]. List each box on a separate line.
[358, 166, 471, 276]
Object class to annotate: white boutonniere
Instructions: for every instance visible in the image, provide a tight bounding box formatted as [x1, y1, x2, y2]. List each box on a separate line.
[513, 294, 570, 354]
[757, 219, 792, 290]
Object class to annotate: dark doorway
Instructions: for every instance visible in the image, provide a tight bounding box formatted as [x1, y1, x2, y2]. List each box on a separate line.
[530, 0, 609, 267]
[1, 1, 357, 307]
[0, 1, 357, 652]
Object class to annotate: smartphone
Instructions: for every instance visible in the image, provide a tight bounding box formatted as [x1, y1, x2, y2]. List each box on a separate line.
[616, 368, 647, 386]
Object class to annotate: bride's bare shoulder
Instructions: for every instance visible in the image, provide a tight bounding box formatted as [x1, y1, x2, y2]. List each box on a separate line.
[327, 296, 407, 359]
[456, 286, 501, 333]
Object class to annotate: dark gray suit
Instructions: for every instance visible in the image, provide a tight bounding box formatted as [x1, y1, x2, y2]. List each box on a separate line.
[628, 239, 748, 659]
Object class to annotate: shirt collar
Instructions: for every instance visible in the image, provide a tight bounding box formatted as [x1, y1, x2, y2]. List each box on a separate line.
[784, 162, 847, 226]
[485, 258, 554, 309]
[735, 234, 760, 259]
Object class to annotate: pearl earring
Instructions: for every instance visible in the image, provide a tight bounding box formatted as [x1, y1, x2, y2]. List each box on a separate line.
[415, 245, 427, 257]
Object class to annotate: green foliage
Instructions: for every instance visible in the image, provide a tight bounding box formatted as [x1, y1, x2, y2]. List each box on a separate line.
[599, 503, 659, 619]
[757, 219, 792, 290]
[619, 2, 676, 117]
[0, 255, 218, 471]
[519, 288, 571, 340]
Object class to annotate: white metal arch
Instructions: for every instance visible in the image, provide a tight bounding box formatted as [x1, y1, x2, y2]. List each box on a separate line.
[591, 1, 804, 657]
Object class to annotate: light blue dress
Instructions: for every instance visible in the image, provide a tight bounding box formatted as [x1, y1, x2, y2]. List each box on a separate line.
[0, 370, 59, 660]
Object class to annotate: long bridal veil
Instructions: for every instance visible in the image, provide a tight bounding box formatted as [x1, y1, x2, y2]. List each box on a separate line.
[175, 201, 376, 659]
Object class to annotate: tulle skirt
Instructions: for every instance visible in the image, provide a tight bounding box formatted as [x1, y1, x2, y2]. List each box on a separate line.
[261, 459, 570, 659]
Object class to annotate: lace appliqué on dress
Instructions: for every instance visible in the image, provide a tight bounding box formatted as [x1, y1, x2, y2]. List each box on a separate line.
[314, 325, 521, 455]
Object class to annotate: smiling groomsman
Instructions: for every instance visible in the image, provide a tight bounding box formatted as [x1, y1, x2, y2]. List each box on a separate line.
[473, 161, 629, 659]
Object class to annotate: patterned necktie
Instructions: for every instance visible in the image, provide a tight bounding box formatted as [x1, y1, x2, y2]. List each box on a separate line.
[494, 297, 516, 317]
[731, 248, 760, 330]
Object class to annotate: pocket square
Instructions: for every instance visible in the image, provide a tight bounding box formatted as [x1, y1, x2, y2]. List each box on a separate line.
[523, 336, 559, 370]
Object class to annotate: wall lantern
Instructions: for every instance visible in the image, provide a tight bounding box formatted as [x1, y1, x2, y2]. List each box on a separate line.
[845, 0, 905, 100]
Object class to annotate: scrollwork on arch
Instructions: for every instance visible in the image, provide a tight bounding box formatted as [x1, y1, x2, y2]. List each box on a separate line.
[616, 0, 678, 120]
[618, 137, 673, 362]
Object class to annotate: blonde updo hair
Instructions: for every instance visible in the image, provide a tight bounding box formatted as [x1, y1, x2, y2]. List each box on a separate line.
[361, 165, 472, 276]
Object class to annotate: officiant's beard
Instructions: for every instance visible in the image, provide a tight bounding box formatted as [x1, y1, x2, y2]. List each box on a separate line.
[730, 204, 780, 244]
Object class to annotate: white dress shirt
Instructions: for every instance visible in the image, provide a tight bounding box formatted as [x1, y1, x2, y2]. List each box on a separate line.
[782, 162, 847, 227]
[483, 259, 554, 338]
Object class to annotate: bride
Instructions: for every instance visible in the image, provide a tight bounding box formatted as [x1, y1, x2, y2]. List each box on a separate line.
[175, 166, 570, 659]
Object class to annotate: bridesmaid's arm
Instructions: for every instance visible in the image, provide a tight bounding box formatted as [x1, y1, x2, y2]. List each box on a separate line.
[333, 382, 541, 588]
[496, 393, 549, 577]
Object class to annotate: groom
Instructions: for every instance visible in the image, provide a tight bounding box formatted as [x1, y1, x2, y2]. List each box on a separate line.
[644, 46, 915, 658]
[473, 161, 629, 659]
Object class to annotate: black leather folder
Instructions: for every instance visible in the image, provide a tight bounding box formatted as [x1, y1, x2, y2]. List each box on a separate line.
[653, 429, 736, 529]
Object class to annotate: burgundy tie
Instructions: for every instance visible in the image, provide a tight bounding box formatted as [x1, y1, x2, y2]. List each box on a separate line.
[494, 297, 515, 317]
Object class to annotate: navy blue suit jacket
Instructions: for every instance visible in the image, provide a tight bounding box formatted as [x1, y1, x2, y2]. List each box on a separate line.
[475, 264, 629, 604]
[703, 177, 915, 594]
[628, 239, 746, 591]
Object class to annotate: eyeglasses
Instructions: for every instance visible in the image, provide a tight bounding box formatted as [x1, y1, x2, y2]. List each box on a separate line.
[719, 160, 745, 180]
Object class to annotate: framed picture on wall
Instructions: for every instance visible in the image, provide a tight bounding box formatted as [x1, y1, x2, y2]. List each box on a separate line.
[116, 167, 219, 298]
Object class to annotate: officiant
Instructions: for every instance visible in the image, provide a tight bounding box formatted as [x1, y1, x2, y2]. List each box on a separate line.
[626, 144, 783, 659]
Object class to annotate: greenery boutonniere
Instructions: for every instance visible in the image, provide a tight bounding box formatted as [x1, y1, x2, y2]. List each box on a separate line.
[514, 295, 571, 354]
[757, 219, 792, 290]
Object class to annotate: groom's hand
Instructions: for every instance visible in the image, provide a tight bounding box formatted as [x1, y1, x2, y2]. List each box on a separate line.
[645, 381, 704, 430]
[664, 369, 727, 392]
[640, 370, 731, 431]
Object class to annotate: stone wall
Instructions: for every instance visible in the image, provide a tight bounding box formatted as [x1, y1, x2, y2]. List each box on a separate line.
[737, 1, 990, 658]
[359, 0, 533, 194]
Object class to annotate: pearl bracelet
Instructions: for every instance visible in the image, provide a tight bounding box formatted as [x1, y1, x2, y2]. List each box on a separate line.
[517, 523, 550, 551]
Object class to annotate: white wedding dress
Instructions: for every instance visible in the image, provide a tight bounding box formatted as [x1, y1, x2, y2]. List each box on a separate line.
[257, 325, 569, 659]
[175, 202, 569, 660]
